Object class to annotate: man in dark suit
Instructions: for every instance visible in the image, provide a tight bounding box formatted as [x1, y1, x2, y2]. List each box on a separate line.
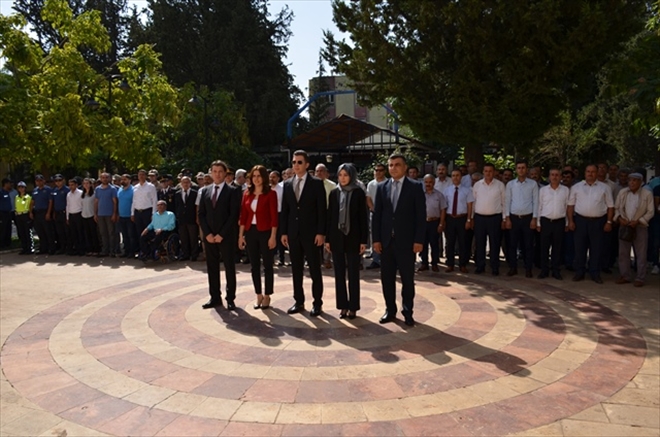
[373, 153, 426, 326]
[175, 176, 199, 261]
[198, 160, 241, 310]
[280, 150, 327, 316]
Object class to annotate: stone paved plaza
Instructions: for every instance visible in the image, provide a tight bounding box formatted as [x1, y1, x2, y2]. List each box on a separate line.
[1, 252, 658, 436]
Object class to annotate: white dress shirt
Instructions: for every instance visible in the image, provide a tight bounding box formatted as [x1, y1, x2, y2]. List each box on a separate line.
[131, 181, 157, 212]
[568, 181, 614, 217]
[272, 183, 283, 212]
[472, 178, 506, 217]
[66, 189, 83, 219]
[434, 177, 452, 193]
[538, 184, 569, 221]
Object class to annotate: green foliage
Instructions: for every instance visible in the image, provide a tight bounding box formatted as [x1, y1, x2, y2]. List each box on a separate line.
[357, 146, 423, 182]
[325, 0, 648, 151]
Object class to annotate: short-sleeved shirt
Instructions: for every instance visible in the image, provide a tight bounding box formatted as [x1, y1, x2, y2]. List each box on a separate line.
[568, 180, 614, 218]
[117, 185, 135, 218]
[51, 186, 70, 212]
[32, 186, 52, 210]
[0, 189, 12, 212]
[95, 184, 118, 217]
[443, 185, 474, 215]
[424, 189, 446, 218]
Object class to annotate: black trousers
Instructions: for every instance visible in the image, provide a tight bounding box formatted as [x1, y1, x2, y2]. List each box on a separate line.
[15, 213, 33, 253]
[380, 238, 415, 316]
[179, 222, 200, 259]
[540, 217, 565, 274]
[474, 213, 502, 272]
[0, 210, 12, 248]
[133, 208, 153, 236]
[67, 212, 85, 255]
[421, 219, 440, 267]
[33, 210, 54, 253]
[289, 236, 323, 308]
[204, 238, 237, 303]
[245, 227, 274, 295]
[445, 216, 468, 267]
[118, 217, 138, 256]
[508, 214, 534, 270]
[573, 214, 607, 278]
[53, 210, 68, 252]
[82, 216, 101, 253]
[140, 229, 171, 258]
[332, 250, 362, 312]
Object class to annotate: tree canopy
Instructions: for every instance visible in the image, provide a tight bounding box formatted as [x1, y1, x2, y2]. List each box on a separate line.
[325, 0, 649, 151]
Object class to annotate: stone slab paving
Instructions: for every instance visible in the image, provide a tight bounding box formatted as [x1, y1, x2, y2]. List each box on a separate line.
[0, 252, 658, 436]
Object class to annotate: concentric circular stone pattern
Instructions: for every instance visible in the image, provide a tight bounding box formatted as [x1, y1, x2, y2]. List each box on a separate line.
[1, 254, 658, 436]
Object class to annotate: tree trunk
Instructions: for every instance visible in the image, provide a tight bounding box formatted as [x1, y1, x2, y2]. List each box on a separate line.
[464, 143, 484, 168]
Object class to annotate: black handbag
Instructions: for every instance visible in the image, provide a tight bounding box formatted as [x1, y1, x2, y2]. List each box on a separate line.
[618, 225, 636, 242]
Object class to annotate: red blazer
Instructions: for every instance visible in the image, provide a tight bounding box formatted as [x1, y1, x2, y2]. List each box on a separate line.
[239, 189, 278, 231]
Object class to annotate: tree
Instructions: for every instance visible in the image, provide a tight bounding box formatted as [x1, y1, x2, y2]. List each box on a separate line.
[0, 0, 180, 173]
[324, 0, 648, 154]
[12, 0, 132, 73]
[131, 0, 303, 150]
[307, 53, 333, 128]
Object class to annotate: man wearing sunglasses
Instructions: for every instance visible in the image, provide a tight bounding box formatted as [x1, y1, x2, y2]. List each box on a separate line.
[281, 150, 327, 316]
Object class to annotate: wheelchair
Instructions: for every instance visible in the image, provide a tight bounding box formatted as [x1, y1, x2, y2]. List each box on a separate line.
[156, 233, 181, 262]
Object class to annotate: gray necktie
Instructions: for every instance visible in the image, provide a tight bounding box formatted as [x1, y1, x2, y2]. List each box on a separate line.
[391, 180, 400, 210]
[295, 177, 302, 201]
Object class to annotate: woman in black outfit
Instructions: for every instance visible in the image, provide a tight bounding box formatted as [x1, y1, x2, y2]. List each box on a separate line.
[326, 163, 369, 319]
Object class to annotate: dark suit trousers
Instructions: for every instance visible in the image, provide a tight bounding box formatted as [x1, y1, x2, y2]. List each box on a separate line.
[333, 251, 361, 312]
[445, 216, 468, 267]
[67, 212, 85, 255]
[245, 227, 274, 295]
[380, 238, 415, 316]
[33, 210, 54, 253]
[133, 208, 153, 236]
[15, 213, 33, 253]
[474, 214, 502, 271]
[508, 215, 534, 270]
[53, 211, 68, 251]
[421, 220, 440, 267]
[573, 214, 606, 278]
[179, 222, 200, 259]
[289, 236, 323, 307]
[204, 239, 237, 303]
[540, 217, 564, 274]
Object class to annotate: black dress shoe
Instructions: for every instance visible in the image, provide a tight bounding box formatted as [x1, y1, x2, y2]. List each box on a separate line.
[474, 268, 485, 274]
[537, 272, 548, 279]
[287, 304, 304, 314]
[592, 276, 603, 284]
[506, 268, 518, 276]
[379, 311, 395, 324]
[552, 272, 563, 280]
[310, 306, 322, 317]
[491, 270, 499, 276]
[572, 274, 585, 282]
[404, 314, 415, 327]
[601, 268, 612, 274]
[339, 310, 347, 319]
[226, 301, 236, 311]
[202, 300, 221, 309]
[525, 270, 533, 278]
[347, 311, 357, 320]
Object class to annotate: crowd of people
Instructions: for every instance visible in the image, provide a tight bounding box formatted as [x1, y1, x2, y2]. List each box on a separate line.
[1, 152, 659, 326]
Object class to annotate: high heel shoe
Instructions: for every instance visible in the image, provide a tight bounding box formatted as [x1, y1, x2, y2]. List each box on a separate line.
[339, 309, 348, 319]
[254, 294, 264, 309]
[261, 295, 271, 309]
[348, 311, 357, 320]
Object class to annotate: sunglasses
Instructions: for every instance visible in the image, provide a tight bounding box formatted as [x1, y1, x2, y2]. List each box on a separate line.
[291, 160, 305, 165]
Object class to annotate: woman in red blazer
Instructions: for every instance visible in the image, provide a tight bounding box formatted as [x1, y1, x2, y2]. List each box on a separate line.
[239, 165, 279, 309]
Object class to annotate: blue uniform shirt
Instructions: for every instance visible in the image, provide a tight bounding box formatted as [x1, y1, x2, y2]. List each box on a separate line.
[32, 186, 52, 210]
[51, 186, 70, 212]
[0, 189, 12, 212]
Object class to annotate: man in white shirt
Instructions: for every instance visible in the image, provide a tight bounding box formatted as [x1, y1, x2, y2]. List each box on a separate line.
[315, 163, 337, 269]
[614, 172, 655, 287]
[472, 163, 506, 275]
[270, 170, 287, 266]
[536, 169, 569, 280]
[567, 164, 614, 283]
[66, 178, 85, 255]
[461, 160, 478, 188]
[442, 169, 474, 273]
[131, 169, 158, 237]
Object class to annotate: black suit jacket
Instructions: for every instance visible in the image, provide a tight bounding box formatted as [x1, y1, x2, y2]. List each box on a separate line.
[373, 177, 426, 249]
[326, 187, 369, 253]
[197, 184, 241, 241]
[174, 188, 198, 225]
[158, 187, 176, 212]
[280, 175, 327, 240]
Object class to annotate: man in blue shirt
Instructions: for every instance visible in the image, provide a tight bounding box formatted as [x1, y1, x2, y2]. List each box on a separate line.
[117, 174, 138, 258]
[31, 174, 55, 254]
[139, 200, 176, 261]
[50, 174, 70, 254]
[94, 172, 118, 257]
[504, 160, 539, 277]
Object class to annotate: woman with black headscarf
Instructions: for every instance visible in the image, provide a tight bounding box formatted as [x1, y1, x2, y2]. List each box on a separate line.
[325, 163, 369, 319]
